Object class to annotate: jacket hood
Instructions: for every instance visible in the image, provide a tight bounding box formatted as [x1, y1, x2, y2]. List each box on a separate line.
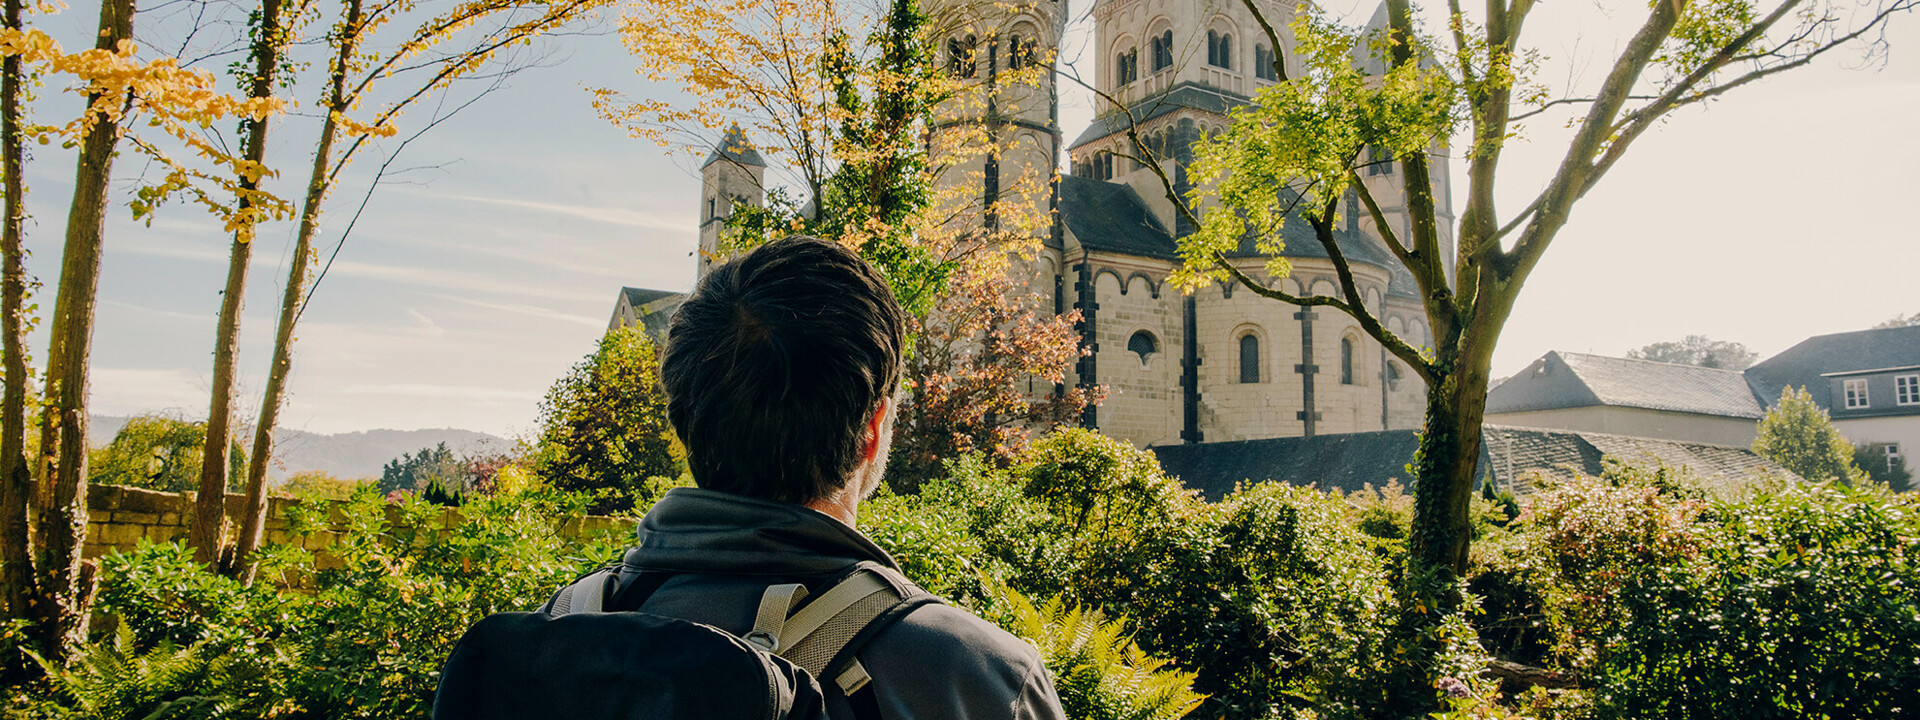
[622, 487, 901, 577]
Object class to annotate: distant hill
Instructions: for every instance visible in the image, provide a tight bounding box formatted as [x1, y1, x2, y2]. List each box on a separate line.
[91, 415, 510, 481]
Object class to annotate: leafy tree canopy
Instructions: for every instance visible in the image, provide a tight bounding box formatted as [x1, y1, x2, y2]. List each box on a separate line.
[1752, 387, 1867, 484]
[279, 470, 364, 501]
[533, 326, 680, 514]
[1626, 335, 1758, 370]
[1873, 312, 1920, 329]
[1851, 442, 1912, 492]
[88, 415, 245, 494]
[377, 442, 464, 497]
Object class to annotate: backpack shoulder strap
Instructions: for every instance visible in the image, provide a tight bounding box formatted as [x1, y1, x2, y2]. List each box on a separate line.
[544, 566, 620, 616]
[762, 562, 940, 697]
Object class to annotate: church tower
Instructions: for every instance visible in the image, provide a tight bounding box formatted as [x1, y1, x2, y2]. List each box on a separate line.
[923, 0, 1068, 237]
[697, 125, 766, 279]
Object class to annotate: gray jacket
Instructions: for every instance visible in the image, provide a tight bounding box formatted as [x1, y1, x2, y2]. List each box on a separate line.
[617, 487, 1067, 720]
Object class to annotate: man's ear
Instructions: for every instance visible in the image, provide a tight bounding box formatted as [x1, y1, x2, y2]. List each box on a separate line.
[861, 397, 891, 462]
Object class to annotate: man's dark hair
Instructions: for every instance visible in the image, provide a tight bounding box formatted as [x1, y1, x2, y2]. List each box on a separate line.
[661, 236, 906, 503]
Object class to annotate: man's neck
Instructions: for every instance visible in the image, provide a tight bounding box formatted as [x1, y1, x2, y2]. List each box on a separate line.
[804, 493, 859, 526]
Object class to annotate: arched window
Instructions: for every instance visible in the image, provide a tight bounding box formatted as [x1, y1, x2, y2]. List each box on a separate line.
[1254, 44, 1279, 80]
[1367, 145, 1395, 176]
[707, 197, 715, 220]
[1128, 330, 1158, 363]
[948, 36, 977, 78]
[1207, 31, 1232, 68]
[1340, 337, 1356, 385]
[1009, 34, 1037, 69]
[1151, 30, 1174, 72]
[1239, 333, 1261, 383]
[1116, 46, 1139, 85]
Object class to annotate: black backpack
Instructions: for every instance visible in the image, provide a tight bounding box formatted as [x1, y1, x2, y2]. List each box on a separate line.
[432, 561, 934, 720]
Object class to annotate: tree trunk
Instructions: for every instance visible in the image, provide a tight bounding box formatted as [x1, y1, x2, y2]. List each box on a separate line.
[192, 0, 286, 568]
[0, 0, 35, 648]
[29, 0, 136, 664]
[230, 0, 359, 582]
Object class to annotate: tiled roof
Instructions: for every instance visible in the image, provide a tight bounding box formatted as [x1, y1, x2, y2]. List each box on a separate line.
[1150, 425, 1790, 502]
[1487, 351, 1765, 419]
[1058, 175, 1179, 259]
[1744, 325, 1920, 410]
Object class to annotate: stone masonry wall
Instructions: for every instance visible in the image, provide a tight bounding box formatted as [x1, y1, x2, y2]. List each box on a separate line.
[82, 484, 631, 562]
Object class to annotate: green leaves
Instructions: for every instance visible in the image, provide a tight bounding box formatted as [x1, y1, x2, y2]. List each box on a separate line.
[532, 326, 680, 514]
[1175, 10, 1461, 293]
[1752, 386, 1868, 485]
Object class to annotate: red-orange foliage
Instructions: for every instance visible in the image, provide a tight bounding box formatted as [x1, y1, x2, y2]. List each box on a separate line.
[890, 268, 1103, 489]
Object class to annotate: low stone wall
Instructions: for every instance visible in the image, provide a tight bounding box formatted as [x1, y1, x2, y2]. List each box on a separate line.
[83, 484, 631, 561]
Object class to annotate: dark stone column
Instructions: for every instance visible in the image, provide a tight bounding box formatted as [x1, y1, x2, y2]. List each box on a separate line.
[1181, 294, 1202, 443]
[1295, 307, 1321, 437]
[1073, 259, 1098, 429]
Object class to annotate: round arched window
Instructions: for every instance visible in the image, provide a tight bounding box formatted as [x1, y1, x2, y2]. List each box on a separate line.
[1128, 330, 1158, 363]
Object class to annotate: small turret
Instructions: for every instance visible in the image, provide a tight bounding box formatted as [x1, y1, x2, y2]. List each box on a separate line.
[697, 125, 767, 279]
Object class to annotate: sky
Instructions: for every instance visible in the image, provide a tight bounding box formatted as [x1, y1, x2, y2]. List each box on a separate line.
[15, 0, 1919, 439]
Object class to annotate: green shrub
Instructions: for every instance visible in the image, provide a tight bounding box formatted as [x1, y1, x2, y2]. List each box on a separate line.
[25, 484, 628, 720]
[983, 579, 1205, 720]
[1594, 482, 1920, 719]
[95, 542, 265, 650]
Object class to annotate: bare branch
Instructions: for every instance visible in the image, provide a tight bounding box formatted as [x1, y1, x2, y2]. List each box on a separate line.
[1349, 168, 1414, 266]
[1215, 254, 1437, 383]
[1306, 193, 1438, 381]
[1508, 94, 1658, 122]
[1239, 0, 1289, 83]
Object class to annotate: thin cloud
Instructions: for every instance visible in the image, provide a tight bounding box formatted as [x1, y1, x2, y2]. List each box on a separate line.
[428, 292, 604, 328]
[336, 383, 542, 401]
[413, 189, 688, 231]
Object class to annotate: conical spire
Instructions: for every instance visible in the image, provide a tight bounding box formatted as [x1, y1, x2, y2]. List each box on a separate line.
[702, 125, 766, 169]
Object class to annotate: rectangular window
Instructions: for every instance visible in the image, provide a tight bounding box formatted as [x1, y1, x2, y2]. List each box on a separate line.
[1897, 375, 1919, 405]
[1844, 378, 1870, 409]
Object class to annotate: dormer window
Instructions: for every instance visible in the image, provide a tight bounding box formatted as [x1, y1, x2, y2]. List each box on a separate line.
[1897, 375, 1918, 405]
[1845, 378, 1870, 409]
[1150, 30, 1174, 72]
[1206, 31, 1232, 69]
[948, 36, 977, 78]
[1254, 44, 1279, 80]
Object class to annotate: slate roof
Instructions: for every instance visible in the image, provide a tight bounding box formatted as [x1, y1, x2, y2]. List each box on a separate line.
[1058, 175, 1179, 258]
[1225, 193, 1403, 275]
[1150, 425, 1790, 502]
[1070, 83, 1250, 150]
[1479, 426, 1792, 492]
[702, 125, 766, 169]
[1486, 351, 1766, 419]
[1744, 325, 1920, 410]
[1152, 430, 1431, 501]
[621, 287, 682, 309]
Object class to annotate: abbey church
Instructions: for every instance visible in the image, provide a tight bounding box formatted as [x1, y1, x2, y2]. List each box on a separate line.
[616, 0, 1450, 451]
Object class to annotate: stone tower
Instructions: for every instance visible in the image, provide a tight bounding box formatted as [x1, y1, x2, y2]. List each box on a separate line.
[923, 0, 1068, 236]
[697, 125, 767, 279]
